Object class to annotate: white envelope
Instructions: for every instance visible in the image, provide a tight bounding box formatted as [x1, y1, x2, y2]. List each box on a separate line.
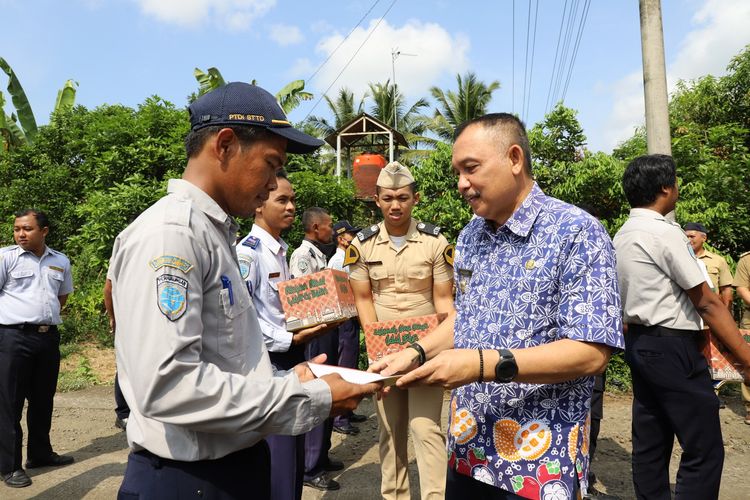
[307, 363, 401, 386]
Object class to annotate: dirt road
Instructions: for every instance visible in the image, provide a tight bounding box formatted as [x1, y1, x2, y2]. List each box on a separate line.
[5, 386, 749, 499]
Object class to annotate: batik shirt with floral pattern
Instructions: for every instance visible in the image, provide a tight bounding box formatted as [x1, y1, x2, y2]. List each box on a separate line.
[448, 184, 624, 500]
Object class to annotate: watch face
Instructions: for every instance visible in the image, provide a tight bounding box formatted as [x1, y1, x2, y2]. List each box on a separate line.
[497, 361, 518, 380]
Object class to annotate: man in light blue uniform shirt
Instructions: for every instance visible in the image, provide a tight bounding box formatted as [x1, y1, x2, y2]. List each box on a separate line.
[0, 209, 74, 489]
[236, 170, 334, 500]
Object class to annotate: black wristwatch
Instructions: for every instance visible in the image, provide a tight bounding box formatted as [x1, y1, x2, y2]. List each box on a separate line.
[494, 349, 518, 383]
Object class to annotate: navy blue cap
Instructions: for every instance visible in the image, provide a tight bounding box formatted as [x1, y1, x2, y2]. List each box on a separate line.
[333, 220, 361, 236]
[188, 82, 325, 154]
[683, 222, 708, 233]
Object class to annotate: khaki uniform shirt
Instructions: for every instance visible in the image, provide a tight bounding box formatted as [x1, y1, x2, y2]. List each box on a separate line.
[733, 252, 750, 328]
[613, 208, 705, 330]
[349, 220, 453, 321]
[108, 179, 330, 461]
[697, 249, 733, 292]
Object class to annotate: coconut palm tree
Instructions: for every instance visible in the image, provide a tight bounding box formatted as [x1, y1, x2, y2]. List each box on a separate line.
[428, 72, 501, 142]
[306, 87, 366, 138]
[367, 80, 431, 158]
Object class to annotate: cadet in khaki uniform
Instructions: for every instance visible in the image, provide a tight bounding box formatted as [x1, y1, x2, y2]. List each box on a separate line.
[684, 222, 734, 307]
[348, 162, 455, 500]
[732, 251, 750, 424]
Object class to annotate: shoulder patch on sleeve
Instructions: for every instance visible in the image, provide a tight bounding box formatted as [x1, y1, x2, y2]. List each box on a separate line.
[343, 245, 361, 267]
[238, 254, 253, 280]
[443, 245, 454, 266]
[417, 222, 441, 237]
[357, 224, 380, 242]
[149, 255, 194, 273]
[241, 236, 260, 249]
[156, 274, 188, 321]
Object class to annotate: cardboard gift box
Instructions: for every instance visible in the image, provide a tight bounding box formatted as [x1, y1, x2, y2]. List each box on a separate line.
[702, 329, 750, 381]
[364, 313, 444, 365]
[277, 269, 358, 331]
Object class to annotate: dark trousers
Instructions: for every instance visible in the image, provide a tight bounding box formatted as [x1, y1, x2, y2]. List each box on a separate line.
[267, 346, 306, 500]
[304, 330, 338, 480]
[625, 325, 724, 500]
[333, 319, 359, 428]
[118, 443, 270, 500]
[0, 326, 60, 474]
[114, 372, 130, 420]
[589, 372, 605, 478]
[446, 467, 526, 499]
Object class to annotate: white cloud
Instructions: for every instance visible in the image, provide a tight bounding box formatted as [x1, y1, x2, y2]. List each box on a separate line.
[600, 0, 750, 152]
[132, 0, 275, 30]
[304, 19, 469, 103]
[269, 23, 304, 46]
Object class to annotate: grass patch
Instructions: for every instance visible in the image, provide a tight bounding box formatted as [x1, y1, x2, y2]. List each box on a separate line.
[58, 356, 99, 392]
[57, 343, 115, 392]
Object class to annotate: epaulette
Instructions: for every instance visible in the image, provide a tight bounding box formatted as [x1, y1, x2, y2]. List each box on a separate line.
[416, 222, 441, 237]
[357, 224, 380, 242]
[740, 251, 750, 259]
[165, 198, 192, 227]
[0, 245, 17, 254]
[241, 235, 260, 249]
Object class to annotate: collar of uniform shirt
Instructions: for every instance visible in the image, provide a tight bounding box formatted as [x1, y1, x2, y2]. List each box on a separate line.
[168, 179, 239, 238]
[250, 224, 287, 255]
[481, 182, 545, 239]
[629, 207, 667, 221]
[375, 219, 421, 244]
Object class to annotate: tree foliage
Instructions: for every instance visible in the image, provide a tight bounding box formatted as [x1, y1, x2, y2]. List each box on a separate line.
[428, 72, 501, 142]
[411, 142, 471, 243]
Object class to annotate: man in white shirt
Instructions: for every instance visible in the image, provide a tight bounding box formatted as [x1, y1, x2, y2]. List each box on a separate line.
[236, 171, 336, 500]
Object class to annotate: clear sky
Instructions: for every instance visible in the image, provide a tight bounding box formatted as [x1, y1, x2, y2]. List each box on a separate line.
[1, 0, 748, 152]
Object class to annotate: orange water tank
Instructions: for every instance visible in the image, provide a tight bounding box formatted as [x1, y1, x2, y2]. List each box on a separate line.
[352, 153, 387, 199]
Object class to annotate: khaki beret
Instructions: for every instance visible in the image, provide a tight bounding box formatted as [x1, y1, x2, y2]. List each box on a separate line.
[376, 161, 415, 189]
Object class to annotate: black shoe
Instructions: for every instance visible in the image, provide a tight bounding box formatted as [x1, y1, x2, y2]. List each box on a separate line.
[115, 417, 128, 431]
[3, 469, 32, 488]
[25, 452, 74, 469]
[349, 413, 367, 423]
[323, 459, 344, 472]
[333, 423, 360, 435]
[304, 475, 340, 491]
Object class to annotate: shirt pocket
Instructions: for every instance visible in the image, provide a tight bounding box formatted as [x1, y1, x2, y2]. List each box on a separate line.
[368, 266, 389, 294]
[406, 264, 432, 292]
[45, 268, 64, 293]
[217, 288, 250, 358]
[8, 268, 34, 291]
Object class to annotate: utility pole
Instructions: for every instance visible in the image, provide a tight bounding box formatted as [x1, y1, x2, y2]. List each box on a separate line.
[639, 0, 672, 155]
[390, 48, 416, 132]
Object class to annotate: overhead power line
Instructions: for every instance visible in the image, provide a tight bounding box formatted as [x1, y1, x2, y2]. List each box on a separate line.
[305, 0, 383, 83]
[545, 0, 570, 113]
[523, 0, 540, 123]
[561, 0, 591, 103]
[304, 0, 398, 120]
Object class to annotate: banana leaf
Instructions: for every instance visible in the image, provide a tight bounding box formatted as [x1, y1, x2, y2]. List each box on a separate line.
[276, 79, 313, 114]
[0, 57, 37, 142]
[194, 67, 226, 96]
[54, 79, 78, 113]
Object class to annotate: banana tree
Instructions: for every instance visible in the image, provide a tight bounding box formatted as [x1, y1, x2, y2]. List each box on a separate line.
[1, 57, 78, 151]
[193, 67, 313, 113]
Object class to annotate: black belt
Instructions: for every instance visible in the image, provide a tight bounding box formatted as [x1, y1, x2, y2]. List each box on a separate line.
[133, 441, 268, 468]
[627, 324, 699, 338]
[0, 323, 58, 333]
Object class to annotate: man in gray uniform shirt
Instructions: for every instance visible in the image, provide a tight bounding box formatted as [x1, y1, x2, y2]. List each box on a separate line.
[614, 154, 750, 500]
[108, 82, 379, 500]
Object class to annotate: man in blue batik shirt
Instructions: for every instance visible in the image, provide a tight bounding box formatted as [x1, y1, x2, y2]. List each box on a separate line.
[373, 113, 624, 500]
